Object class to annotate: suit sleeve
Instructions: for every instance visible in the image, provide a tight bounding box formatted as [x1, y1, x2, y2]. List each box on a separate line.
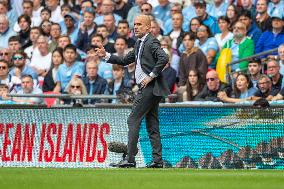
[150, 38, 169, 76]
[107, 49, 135, 66]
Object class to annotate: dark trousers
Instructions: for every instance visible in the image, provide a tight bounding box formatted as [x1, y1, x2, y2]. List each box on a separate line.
[126, 82, 163, 163]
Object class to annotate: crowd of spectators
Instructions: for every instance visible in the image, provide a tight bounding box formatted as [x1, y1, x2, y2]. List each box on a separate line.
[1, 0, 284, 105]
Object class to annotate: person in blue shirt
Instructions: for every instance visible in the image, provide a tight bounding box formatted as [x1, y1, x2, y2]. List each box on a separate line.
[94, 0, 122, 25]
[0, 14, 16, 49]
[207, 0, 229, 19]
[152, 0, 172, 24]
[62, 13, 79, 45]
[194, 0, 221, 35]
[255, 13, 284, 58]
[238, 10, 262, 46]
[53, 44, 84, 93]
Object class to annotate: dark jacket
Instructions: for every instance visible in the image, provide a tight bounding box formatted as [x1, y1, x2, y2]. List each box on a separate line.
[77, 25, 97, 52]
[83, 75, 108, 104]
[108, 33, 170, 97]
[42, 68, 56, 92]
[195, 82, 232, 101]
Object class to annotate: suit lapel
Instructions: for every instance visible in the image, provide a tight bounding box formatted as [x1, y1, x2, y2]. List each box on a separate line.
[139, 34, 151, 60]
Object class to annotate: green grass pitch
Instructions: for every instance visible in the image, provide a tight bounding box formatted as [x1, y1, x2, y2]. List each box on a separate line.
[0, 168, 284, 189]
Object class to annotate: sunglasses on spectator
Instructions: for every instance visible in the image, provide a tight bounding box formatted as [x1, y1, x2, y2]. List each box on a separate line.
[206, 78, 215, 82]
[13, 56, 24, 61]
[71, 85, 81, 89]
[0, 66, 7, 70]
[0, 52, 9, 56]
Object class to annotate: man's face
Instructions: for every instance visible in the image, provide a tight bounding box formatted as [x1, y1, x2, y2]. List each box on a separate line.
[140, 4, 152, 15]
[172, 13, 183, 29]
[248, 63, 261, 76]
[83, 12, 95, 26]
[113, 69, 124, 80]
[0, 49, 10, 61]
[58, 37, 70, 48]
[103, 15, 115, 31]
[256, 0, 267, 14]
[13, 54, 25, 67]
[233, 22, 247, 39]
[258, 78, 271, 93]
[117, 23, 129, 37]
[40, 11, 51, 21]
[183, 35, 194, 50]
[206, 71, 219, 91]
[114, 38, 127, 54]
[272, 18, 284, 30]
[50, 25, 61, 39]
[241, 0, 252, 7]
[30, 29, 41, 42]
[86, 62, 98, 78]
[150, 21, 160, 36]
[63, 49, 77, 64]
[0, 18, 8, 33]
[267, 61, 280, 77]
[0, 62, 8, 77]
[21, 77, 34, 93]
[134, 16, 150, 38]
[102, 0, 114, 14]
[81, 1, 92, 12]
[239, 15, 251, 28]
[0, 86, 8, 96]
[96, 27, 109, 38]
[91, 36, 103, 46]
[195, 6, 206, 17]
[0, 4, 7, 14]
[278, 46, 284, 60]
[8, 41, 21, 52]
[37, 37, 48, 54]
[46, 0, 58, 10]
[19, 18, 29, 31]
[23, 2, 33, 16]
[64, 16, 75, 28]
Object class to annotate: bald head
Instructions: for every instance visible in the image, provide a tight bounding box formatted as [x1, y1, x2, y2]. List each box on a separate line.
[134, 15, 151, 38]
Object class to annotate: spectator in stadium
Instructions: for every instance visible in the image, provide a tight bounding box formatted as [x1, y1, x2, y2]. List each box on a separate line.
[248, 58, 262, 88]
[113, 0, 132, 19]
[218, 21, 254, 72]
[40, 20, 52, 38]
[103, 13, 118, 43]
[195, 70, 231, 101]
[0, 14, 16, 49]
[218, 72, 257, 103]
[178, 32, 208, 87]
[43, 47, 64, 92]
[251, 74, 279, 100]
[12, 74, 43, 104]
[182, 1, 197, 32]
[95, 25, 116, 53]
[63, 77, 87, 105]
[0, 48, 12, 67]
[83, 60, 108, 104]
[9, 51, 38, 89]
[163, 2, 183, 35]
[127, 0, 147, 29]
[34, 8, 52, 27]
[107, 64, 130, 103]
[0, 59, 21, 92]
[45, 0, 64, 23]
[113, 36, 130, 57]
[8, 36, 22, 54]
[189, 17, 201, 34]
[266, 59, 283, 93]
[152, 0, 172, 24]
[77, 7, 97, 52]
[150, 19, 163, 41]
[0, 83, 14, 103]
[256, 0, 272, 32]
[226, 4, 239, 30]
[195, 24, 219, 68]
[49, 23, 61, 52]
[278, 44, 284, 75]
[161, 48, 176, 93]
[13, 0, 35, 33]
[256, 13, 284, 58]
[117, 20, 136, 48]
[238, 10, 262, 46]
[194, 0, 220, 35]
[140, 2, 153, 16]
[177, 69, 205, 101]
[207, 0, 229, 19]
[24, 27, 42, 59]
[268, 0, 284, 18]
[30, 35, 52, 83]
[62, 13, 79, 45]
[32, 0, 44, 20]
[17, 14, 32, 49]
[53, 44, 84, 93]
[0, 1, 17, 30]
[95, 0, 122, 25]
[240, 0, 257, 19]
[215, 16, 233, 50]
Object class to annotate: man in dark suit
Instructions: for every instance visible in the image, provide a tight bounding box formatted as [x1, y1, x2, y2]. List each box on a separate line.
[96, 15, 170, 168]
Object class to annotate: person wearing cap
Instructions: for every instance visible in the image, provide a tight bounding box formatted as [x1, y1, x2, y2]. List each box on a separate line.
[255, 12, 284, 58]
[194, 0, 220, 35]
[77, 7, 97, 52]
[62, 12, 79, 45]
[256, 0, 272, 32]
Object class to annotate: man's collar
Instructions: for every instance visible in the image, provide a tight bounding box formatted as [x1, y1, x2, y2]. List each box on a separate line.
[139, 33, 149, 42]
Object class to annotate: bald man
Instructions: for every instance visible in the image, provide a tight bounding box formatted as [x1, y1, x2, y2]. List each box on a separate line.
[97, 15, 170, 168]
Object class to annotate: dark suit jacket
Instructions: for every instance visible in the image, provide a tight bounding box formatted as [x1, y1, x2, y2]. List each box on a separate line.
[43, 68, 56, 92]
[83, 75, 108, 104]
[108, 33, 170, 97]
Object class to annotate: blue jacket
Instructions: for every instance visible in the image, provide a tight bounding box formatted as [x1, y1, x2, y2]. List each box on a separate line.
[255, 30, 284, 58]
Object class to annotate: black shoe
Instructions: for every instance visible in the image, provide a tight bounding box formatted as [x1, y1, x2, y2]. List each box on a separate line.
[117, 159, 136, 168]
[146, 162, 164, 168]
